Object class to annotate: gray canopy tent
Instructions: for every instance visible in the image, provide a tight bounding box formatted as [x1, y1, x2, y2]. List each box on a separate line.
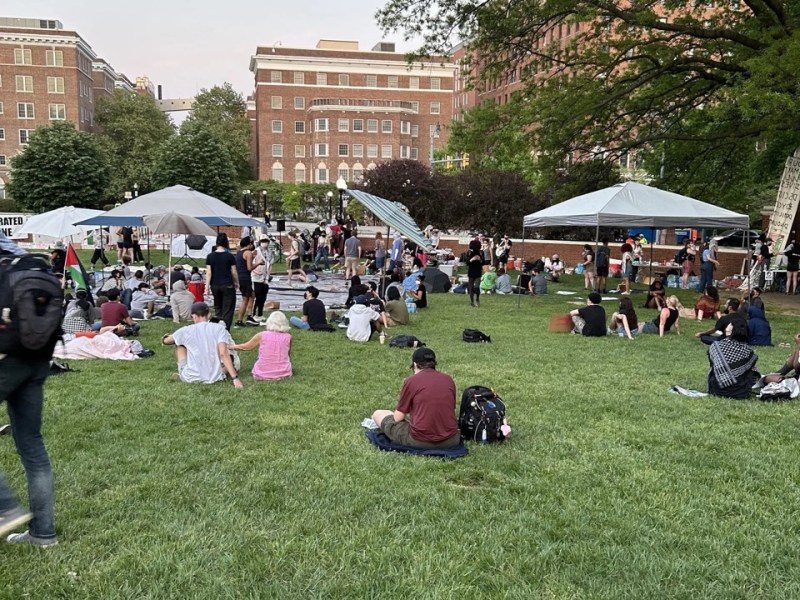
[520, 181, 750, 303]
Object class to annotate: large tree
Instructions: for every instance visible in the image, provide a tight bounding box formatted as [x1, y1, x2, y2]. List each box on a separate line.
[152, 120, 239, 204]
[94, 89, 175, 199]
[186, 83, 252, 182]
[8, 122, 110, 212]
[378, 1, 800, 205]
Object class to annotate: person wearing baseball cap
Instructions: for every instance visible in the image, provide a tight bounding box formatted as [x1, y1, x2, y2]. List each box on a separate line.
[371, 347, 461, 449]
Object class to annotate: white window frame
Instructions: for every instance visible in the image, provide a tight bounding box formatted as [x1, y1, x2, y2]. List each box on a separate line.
[410, 101, 419, 113]
[16, 76, 33, 93]
[0, 155, 6, 167]
[316, 73, 327, 86]
[295, 166, 306, 183]
[317, 168, 329, 183]
[294, 121, 305, 134]
[352, 119, 364, 132]
[0, 102, 4, 115]
[295, 145, 306, 158]
[367, 144, 378, 158]
[339, 74, 349, 86]
[381, 120, 392, 134]
[19, 129, 35, 145]
[272, 120, 283, 133]
[387, 75, 399, 88]
[47, 76, 64, 94]
[366, 75, 377, 87]
[430, 101, 441, 115]
[272, 166, 284, 182]
[410, 148, 419, 160]
[0, 129, 4, 141]
[367, 119, 378, 133]
[271, 71, 282, 83]
[353, 144, 364, 158]
[294, 72, 305, 85]
[48, 103, 66, 120]
[316, 143, 329, 157]
[271, 96, 282, 109]
[411, 124, 419, 138]
[409, 76, 419, 89]
[294, 96, 305, 110]
[272, 144, 283, 157]
[381, 145, 393, 159]
[400, 121, 410, 135]
[315, 118, 329, 132]
[46, 50, 63, 67]
[400, 145, 409, 159]
[17, 102, 35, 119]
[338, 118, 349, 132]
[338, 144, 349, 157]
[338, 168, 349, 181]
[431, 78, 441, 90]
[14, 49, 32, 65]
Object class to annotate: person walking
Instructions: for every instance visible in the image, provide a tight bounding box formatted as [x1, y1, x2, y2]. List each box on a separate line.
[206, 233, 238, 330]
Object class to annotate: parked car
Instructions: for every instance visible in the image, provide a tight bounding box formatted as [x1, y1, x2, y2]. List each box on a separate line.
[712, 229, 761, 247]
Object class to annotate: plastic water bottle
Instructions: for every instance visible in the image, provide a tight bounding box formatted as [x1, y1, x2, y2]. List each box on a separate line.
[481, 428, 487, 444]
[379, 331, 386, 345]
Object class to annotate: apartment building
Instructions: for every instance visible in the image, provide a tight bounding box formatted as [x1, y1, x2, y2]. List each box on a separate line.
[249, 40, 454, 184]
[0, 17, 132, 197]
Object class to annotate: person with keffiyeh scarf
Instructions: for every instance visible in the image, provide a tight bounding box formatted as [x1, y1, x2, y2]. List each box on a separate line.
[708, 320, 760, 399]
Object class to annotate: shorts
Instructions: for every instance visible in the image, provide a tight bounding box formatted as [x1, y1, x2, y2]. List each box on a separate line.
[682, 260, 694, 275]
[622, 265, 632, 278]
[123, 242, 133, 249]
[345, 257, 360, 270]
[177, 359, 190, 383]
[380, 415, 460, 449]
[596, 267, 609, 277]
[239, 279, 253, 297]
[117, 242, 124, 249]
[641, 321, 659, 334]
[289, 258, 301, 270]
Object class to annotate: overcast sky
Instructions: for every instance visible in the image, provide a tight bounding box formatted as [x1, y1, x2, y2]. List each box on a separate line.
[14, 0, 418, 98]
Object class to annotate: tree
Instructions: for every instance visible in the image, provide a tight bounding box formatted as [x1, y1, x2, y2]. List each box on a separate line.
[187, 83, 252, 182]
[8, 122, 110, 212]
[151, 120, 238, 204]
[378, 1, 800, 206]
[94, 90, 175, 199]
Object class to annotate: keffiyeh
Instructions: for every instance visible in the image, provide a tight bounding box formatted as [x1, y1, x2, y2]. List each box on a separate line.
[709, 338, 757, 389]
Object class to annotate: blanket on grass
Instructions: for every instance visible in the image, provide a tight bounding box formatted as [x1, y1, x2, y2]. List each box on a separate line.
[365, 430, 468, 459]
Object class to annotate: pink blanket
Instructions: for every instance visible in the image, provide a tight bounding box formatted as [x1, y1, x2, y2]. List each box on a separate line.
[54, 332, 139, 361]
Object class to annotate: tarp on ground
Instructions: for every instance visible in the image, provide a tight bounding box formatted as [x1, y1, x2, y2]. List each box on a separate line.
[345, 189, 432, 251]
[523, 181, 749, 229]
[76, 185, 264, 228]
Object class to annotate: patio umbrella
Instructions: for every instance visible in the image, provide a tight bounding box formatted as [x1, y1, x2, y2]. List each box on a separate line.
[143, 212, 216, 292]
[12, 206, 104, 241]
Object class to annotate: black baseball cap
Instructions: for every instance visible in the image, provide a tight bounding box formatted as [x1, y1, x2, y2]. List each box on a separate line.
[412, 347, 435, 365]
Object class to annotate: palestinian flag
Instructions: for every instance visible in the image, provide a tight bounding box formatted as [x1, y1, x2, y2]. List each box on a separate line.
[64, 243, 92, 299]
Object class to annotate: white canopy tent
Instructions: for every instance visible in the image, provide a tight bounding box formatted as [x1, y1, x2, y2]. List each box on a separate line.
[12, 206, 104, 241]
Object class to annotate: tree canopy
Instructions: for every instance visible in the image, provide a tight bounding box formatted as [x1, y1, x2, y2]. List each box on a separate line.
[378, 1, 800, 206]
[94, 90, 175, 199]
[8, 122, 110, 212]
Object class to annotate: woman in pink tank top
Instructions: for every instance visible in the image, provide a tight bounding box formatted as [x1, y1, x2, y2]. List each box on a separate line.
[231, 311, 292, 380]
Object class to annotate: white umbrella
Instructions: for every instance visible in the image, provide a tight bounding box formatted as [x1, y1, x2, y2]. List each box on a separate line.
[143, 212, 217, 291]
[12, 206, 104, 240]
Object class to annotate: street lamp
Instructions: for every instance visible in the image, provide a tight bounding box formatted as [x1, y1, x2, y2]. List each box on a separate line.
[133, 183, 139, 198]
[242, 189, 251, 214]
[326, 190, 334, 221]
[429, 122, 441, 166]
[336, 177, 347, 220]
[262, 190, 270, 226]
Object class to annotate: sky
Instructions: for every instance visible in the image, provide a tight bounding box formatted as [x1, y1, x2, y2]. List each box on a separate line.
[14, 0, 420, 98]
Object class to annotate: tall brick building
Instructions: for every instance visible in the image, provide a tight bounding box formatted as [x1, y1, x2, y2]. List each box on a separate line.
[248, 40, 454, 184]
[0, 17, 133, 198]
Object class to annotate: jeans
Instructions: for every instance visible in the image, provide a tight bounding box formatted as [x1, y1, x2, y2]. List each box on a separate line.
[698, 262, 714, 292]
[211, 284, 236, 330]
[0, 358, 56, 539]
[290, 316, 310, 330]
[314, 249, 330, 270]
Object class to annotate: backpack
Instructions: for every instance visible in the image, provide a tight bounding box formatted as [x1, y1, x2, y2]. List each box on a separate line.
[595, 247, 609, 268]
[463, 328, 491, 343]
[758, 378, 799, 402]
[458, 386, 507, 443]
[389, 335, 425, 348]
[0, 254, 64, 358]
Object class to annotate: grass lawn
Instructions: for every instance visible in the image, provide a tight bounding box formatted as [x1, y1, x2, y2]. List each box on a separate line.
[2, 273, 800, 599]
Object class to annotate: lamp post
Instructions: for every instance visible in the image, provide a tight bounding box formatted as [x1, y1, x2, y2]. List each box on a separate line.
[429, 122, 441, 167]
[242, 189, 251, 214]
[262, 190, 270, 226]
[336, 177, 347, 220]
[326, 190, 334, 221]
[133, 183, 139, 198]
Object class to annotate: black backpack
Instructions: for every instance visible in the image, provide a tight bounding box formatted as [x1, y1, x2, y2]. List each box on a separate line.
[389, 335, 425, 348]
[463, 328, 491, 343]
[0, 254, 64, 358]
[595, 247, 609, 268]
[458, 386, 507, 443]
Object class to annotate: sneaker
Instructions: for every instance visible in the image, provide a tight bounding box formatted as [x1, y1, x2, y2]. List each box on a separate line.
[0, 424, 10, 436]
[246, 316, 259, 324]
[234, 320, 245, 328]
[0, 507, 32, 539]
[6, 530, 58, 548]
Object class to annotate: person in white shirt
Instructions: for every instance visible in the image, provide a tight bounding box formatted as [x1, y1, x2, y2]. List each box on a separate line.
[125, 270, 145, 291]
[346, 295, 387, 342]
[162, 302, 242, 388]
[131, 282, 159, 317]
[170, 280, 195, 322]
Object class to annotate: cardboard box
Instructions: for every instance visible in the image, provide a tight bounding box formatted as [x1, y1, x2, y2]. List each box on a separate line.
[264, 301, 281, 310]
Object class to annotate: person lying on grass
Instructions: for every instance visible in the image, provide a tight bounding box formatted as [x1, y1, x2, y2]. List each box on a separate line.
[639, 295, 681, 337]
[230, 311, 292, 381]
[707, 320, 760, 399]
[162, 302, 242, 388]
[372, 347, 462, 449]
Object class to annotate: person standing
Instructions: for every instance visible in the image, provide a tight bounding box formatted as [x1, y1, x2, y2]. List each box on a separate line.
[121, 226, 134, 262]
[389, 233, 403, 271]
[374, 232, 386, 272]
[581, 244, 595, 291]
[344, 231, 362, 280]
[206, 233, 238, 330]
[234, 237, 257, 328]
[0, 236, 60, 547]
[784, 233, 799, 295]
[132, 228, 144, 263]
[286, 231, 308, 286]
[467, 239, 483, 307]
[251, 238, 271, 321]
[697, 240, 719, 292]
[89, 228, 109, 269]
[595, 238, 610, 294]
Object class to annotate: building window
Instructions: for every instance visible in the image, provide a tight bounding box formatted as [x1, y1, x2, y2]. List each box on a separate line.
[410, 101, 419, 112]
[48, 104, 66, 120]
[0, 129, 4, 141]
[353, 168, 363, 182]
[315, 118, 328, 132]
[338, 168, 349, 181]
[381, 145, 392, 159]
[400, 145, 409, 159]
[366, 75, 377, 87]
[431, 78, 441, 90]
[14, 49, 32, 65]
[339, 74, 349, 86]
[17, 103, 35, 119]
[271, 71, 282, 83]
[0, 156, 5, 167]
[367, 119, 378, 133]
[367, 144, 378, 158]
[272, 120, 283, 133]
[295, 145, 306, 158]
[316, 73, 327, 85]
[410, 148, 419, 160]
[353, 144, 364, 158]
[352, 119, 364, 132]
[400, 121, 410, 135]
[272, 144, 283, 157]
[338, 144, 349, 157]
[317, 168, 328, 183]
[430, 102, 441, 114]
[271, 96, 282, 109]
[272, 165, 284, 182]
[338, 118, 349, 132]
[16, 76, 33, 93]
[47, 76, 64, 94]
[381, 120, 392, 133]
[295, 121, 305, 133]
[295, 166, 306, 183]
[411, 124, 419, 137]
[19, 130, 34, 144]
[409, 76, 419, 89]
[388, 76, 399, 88]
[316, 143, 328, 157]
[46, 50, 63, 67]
[294, 72, 305, 84]
[0, 102, 3, 114]
[294, 96, 305, 110]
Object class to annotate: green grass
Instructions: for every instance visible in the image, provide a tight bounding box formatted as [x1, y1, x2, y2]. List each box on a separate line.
[2, 275, 800, 599]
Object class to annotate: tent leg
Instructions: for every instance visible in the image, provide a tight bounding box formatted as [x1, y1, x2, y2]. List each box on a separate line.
[593, 225, 600, 292]
[649, 228, 655, 284]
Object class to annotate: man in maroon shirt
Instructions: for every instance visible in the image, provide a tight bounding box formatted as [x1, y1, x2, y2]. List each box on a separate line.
[100, 288, 136, 330]
[371, 348, 461, 448]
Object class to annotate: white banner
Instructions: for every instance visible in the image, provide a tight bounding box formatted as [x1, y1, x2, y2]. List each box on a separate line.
[768, 148, 800, 266]
[0, 213, 30, 238]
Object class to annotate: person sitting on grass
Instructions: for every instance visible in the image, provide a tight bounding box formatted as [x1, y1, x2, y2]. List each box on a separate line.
[763, 332, 800, 384]
[547, 254, 564, 282]
[570, 292, 606, 337]
[346, 295, 388, 342]
[231, 311, 292, 381]
[513, 267, 532, 295]
[371, 347, 462, 449]
[707, 320, 760, 399]
[62, 300, 125, 336]
[608, 297, 639, 340]
[530, 267, 548, 295]
[345, 275, 369, 308]
[695, 298, 746, 345]
[480, 267, 497, 294]
[495, 268, 513, 294]
[161, 302, 242, 388]
[740, 286, 765, 313]
[170, 280, 196, 322]
[746, 304, 772, 347]
[100, 288, 138, 335]
[384, 286, 409, 327]
[640, 295, 681, 337]
[689, 285, 721, 320]
[644, 278, 667, 310]
[409, 274, 428, 309]
[289, 286, 331, 331]
[131, 282, 159, 318]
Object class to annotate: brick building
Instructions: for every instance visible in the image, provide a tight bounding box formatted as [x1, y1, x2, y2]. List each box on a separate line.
[0, 17, 133, 198]
[248, 40, 454, 185]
